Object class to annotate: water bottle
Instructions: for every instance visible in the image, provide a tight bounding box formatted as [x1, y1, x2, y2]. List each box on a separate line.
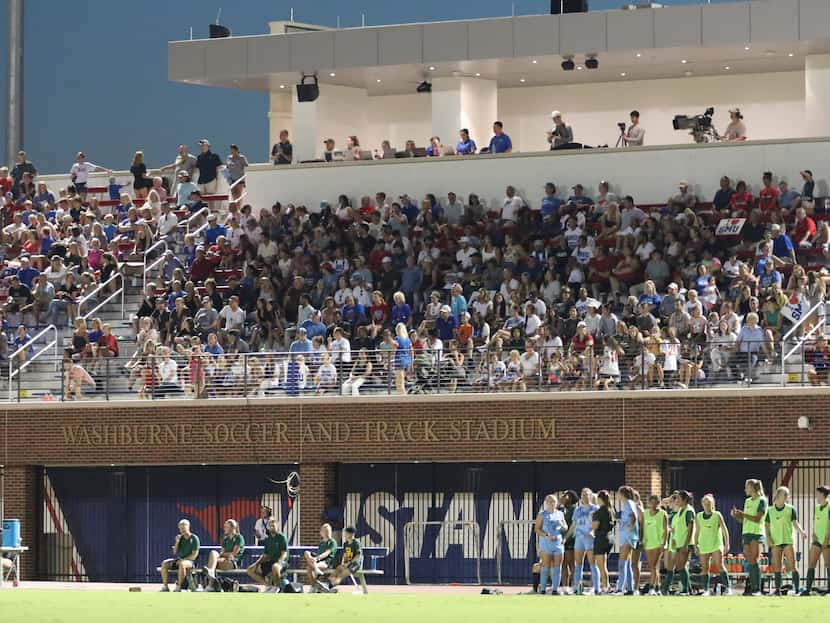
[576, 583, 583, 595]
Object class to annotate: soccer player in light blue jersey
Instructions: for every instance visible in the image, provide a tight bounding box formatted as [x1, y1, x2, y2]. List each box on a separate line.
[564, 487, 600, 594]
[617, 486, 641, 595]
[535, 494, 568, 595]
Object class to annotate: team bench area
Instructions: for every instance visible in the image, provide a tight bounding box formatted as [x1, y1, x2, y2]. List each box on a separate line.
[156, 545, 388, 594]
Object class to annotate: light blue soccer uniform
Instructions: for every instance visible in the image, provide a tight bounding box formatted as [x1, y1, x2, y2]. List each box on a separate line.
[619, 499, 640, 548]
[538, 509, 565, 555]
[573, 503, 598, 551]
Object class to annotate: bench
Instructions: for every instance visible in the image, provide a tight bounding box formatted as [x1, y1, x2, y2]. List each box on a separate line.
[156, 544, 388, 594]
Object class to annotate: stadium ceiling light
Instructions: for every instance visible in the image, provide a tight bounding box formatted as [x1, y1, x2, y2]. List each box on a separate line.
[620, 72, 626, 77]
[724, 66, 731, 70]
[684, 70, 694, 77]
[635, 52, 641, 58]
[279, 84, 285, 89]
[474, 72, 481, 77]
[329, 72, 336, 77]
[531, 59, 538, 64]
[428, 66, 436, 71]
[576, 65, 583, 71]
[681, 59, 688, 64]
[744, 46, 751, 51]
[519, 78, 526, 83]
[376, 78, 382, 83]
[788, 52, 794, 57]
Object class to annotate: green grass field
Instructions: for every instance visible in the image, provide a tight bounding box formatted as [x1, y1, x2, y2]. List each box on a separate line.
[2, 591, 828, 623]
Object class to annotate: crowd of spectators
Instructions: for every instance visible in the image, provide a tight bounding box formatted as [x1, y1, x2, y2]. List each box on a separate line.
[1, 142, 829, 399]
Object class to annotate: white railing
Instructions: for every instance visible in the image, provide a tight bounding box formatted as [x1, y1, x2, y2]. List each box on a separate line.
[141, 239, 168, 294]
[183, 206, 210, 235]
[79, 272, 125, 321]
[780, 299, 827, 386]
[7, 324, 59, 401]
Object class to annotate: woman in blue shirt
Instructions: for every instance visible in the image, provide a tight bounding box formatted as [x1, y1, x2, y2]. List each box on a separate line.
[391, 292, 411, 328]
[564, 487, 599, 594]
[393, 323, 412, 394]
[535, 494, 567, 594]
[340, 295, 366, 338]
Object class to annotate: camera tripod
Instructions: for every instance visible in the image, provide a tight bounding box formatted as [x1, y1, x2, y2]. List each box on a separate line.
[615, 127, 628, 148]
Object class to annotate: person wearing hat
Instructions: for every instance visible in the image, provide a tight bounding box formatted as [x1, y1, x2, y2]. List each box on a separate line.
[566, 184, 593, 209]
[195, 139, 223, 194]
[435, 305, 458, 342]
[723, 108, 746, 142]
[547, 111, 574, 150]
[171, 169, 197, 207]
[668, 181, 697, 211]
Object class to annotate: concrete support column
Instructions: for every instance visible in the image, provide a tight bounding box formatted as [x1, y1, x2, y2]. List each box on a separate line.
[805, 55, 830, 138]
[289, 84, 369, 163]
[431, 77, 497, 152]
[625, 460, 664, 497]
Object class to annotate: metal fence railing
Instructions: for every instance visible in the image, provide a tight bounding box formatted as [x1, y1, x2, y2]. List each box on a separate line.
[1, 338, 820, 402]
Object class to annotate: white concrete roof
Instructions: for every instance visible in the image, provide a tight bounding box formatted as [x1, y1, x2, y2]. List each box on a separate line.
[169, 0, 830, 94]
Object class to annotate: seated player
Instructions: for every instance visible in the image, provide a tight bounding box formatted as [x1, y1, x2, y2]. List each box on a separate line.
[305, 523, 338, 589]
[319, 526, 362, 593]
[246, 517, 288, 593]
[160, 519, 200, 592]
[204, 519, 245, 579]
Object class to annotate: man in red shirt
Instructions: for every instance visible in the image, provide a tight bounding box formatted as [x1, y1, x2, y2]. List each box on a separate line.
[792, 207, 816, 248]
[758, 171, 779, 215]
[357, 195, 376, 222]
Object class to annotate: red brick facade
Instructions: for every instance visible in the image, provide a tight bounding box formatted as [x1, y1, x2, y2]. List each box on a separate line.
[4, 388, 829, 577]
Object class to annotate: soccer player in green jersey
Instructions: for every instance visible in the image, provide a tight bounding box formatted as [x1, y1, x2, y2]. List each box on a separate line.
[765, 486, 807, 595]
[695, 494, 732, 596]
[664, 490, 695, 595]
[306, 523, 338, 590]
[802, 485, 830, 595]
[205, 519, 245, 579]
[730, 478, 767, 596]
[324, 526, 363, 593]
[642, 494, 668, 595]
[160, 518, 201, 592]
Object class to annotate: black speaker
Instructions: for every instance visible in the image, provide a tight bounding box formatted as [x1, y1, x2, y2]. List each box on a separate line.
[209, 24, 231, 38]
[551, 0, 588, 14]
[296, 75, 320, 102]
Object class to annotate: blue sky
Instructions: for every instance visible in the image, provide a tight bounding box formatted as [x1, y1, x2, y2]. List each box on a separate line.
[0, 0, 728, 173]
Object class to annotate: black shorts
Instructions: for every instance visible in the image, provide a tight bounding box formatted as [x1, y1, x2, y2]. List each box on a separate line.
[344, 560, 362, 575]
[593, 536, 612, 556]
[259, 560, 282, 577]
[73, 182, 87, 194]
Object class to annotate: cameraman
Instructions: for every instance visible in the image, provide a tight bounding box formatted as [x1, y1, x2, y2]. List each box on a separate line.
[625, 110, 645, 147]
[723, 108, 746, 141]
[547, 111, 573, 150]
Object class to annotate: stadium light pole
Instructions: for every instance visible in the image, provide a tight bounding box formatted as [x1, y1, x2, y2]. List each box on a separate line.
[6, 0, 24, 165]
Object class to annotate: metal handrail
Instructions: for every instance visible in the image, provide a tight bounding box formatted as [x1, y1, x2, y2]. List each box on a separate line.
[8, 324, 59, 401]
[403, 520, 480, 585]
[228, 174, 246, 193]
[183, 206, 210, 235]
[496, 519, 537, 585]
[141, 239, 169, 294]
[79, 272, 125, 321]
[782, 299, 825, 342]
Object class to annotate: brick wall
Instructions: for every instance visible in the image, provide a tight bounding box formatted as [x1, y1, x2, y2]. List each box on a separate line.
[3, 388, 829, 579]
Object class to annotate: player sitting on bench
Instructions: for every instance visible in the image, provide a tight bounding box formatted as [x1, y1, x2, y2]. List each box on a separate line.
[246, 517, 288, 593]
[160, 518, 200, 592]
[319, 526, 362, 593]
[306, 523, 338, 590]
[204, 519, 245, 579]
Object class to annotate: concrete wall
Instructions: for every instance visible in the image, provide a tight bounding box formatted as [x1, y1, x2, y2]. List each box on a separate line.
[240, 137, 829, 214]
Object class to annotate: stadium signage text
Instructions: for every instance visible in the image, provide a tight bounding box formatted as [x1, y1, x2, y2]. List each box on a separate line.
[60, 418, 555, 447]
